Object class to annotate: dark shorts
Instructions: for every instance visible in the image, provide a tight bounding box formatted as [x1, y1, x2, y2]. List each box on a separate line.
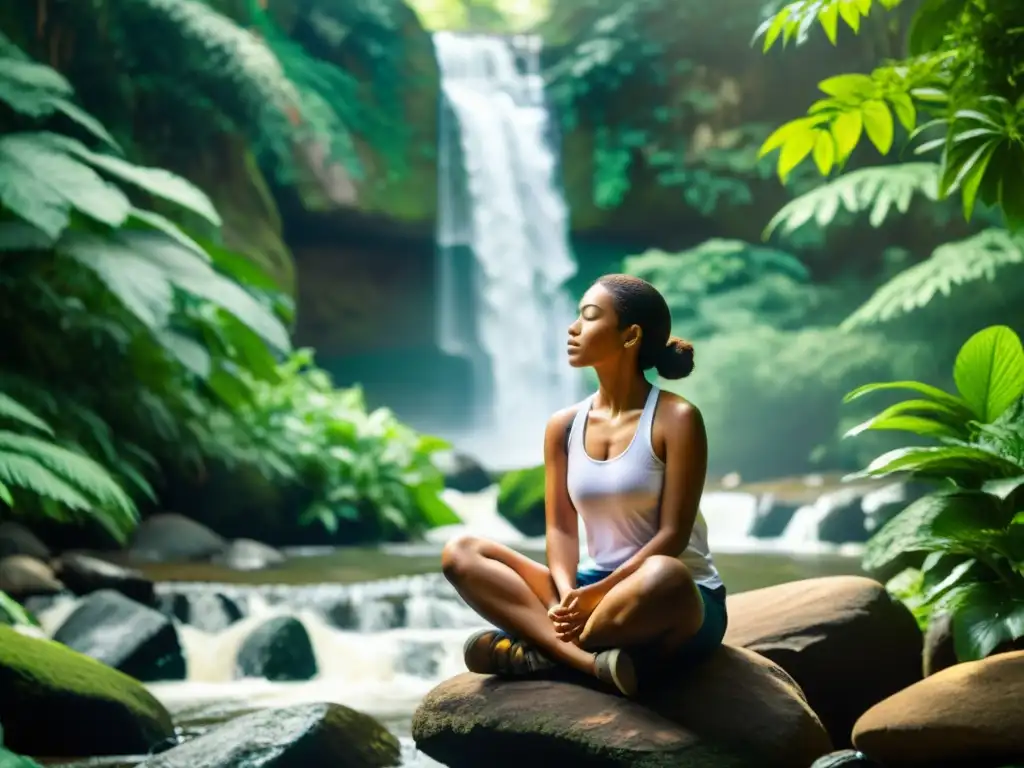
[576, 564, 728, 667]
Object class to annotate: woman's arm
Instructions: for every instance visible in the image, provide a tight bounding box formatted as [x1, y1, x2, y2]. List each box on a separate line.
[544, 407, 580, 604]
[587, 397, 708, 596]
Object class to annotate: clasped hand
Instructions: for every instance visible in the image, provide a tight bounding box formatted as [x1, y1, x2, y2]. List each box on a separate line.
[548, 585, 602, 645]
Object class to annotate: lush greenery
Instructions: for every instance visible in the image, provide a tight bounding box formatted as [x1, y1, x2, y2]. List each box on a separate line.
[0, 31, 453, 548]
[847, 325, 1024, 662]
[757, 0, 1024, 231]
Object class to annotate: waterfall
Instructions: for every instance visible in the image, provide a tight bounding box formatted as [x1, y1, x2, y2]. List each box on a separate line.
[433, 31, 584, 470]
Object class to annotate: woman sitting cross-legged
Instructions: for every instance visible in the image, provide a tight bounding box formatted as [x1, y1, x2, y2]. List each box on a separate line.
[441, 274, 727, 697]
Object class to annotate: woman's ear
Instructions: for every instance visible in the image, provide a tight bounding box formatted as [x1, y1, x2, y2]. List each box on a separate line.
[623, 325, 642, 349]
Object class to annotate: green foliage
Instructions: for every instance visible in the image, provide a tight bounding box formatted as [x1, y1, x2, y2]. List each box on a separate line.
[665, 324, 936, 479]
[624, 239, 829, 337]
[842, 229, 1024, 330]
[544, 0, 776, 213]
[496, 465, 547, 536]
[223, 350, 458, 539]
[0, 592, 38, 629]
[0, 40, 452, 544]
[845, 325, 1024, 661]
[764, 163, 940, 237]
[755, 0, 1024, 230]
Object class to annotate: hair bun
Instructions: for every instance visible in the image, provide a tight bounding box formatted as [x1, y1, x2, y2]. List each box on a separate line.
[655, 336, 695, 380]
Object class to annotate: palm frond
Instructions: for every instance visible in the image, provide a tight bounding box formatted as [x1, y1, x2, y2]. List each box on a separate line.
[765, 163, 940, 238]
[842, 229, 1024, 329]
[0, 393, 53, 435]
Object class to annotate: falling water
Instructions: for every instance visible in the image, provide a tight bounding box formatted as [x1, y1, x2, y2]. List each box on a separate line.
[434, 32, 583, 470]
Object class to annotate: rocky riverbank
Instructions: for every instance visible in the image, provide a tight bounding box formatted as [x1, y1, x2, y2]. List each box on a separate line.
[412, 577, 1024, 768]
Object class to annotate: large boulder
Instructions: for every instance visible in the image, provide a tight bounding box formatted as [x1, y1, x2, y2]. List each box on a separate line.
[724, 575, 922, 747]
[852, 650, 1024, 767]
[138, 702, 400, 768]
[412, 645, 832, 767]
[0, 625, 175, 757]
[128, 513, 226, 563]
[52, 589, 186, 682]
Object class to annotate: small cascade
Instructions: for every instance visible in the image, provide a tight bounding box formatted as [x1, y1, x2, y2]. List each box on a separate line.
[434, 31, 584, 470]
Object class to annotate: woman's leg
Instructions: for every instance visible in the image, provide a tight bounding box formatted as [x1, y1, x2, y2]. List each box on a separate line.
[441, 535, 598, 674]
[578, 555, 705, 656]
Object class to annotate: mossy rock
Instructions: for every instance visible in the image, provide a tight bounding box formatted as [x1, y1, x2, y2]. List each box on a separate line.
[0, 625, 175, 757]
[496, 465, 546, 537]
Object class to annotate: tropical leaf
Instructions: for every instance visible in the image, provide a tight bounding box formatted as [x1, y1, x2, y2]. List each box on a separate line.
[0, 589, 39, 628]
[40, 134, 221, 227]
[852, 444, 1024, 483]
[843, 379, 973, 415]
[953, 326, 1024, 423]
[753, 0, 906, 51]
[951, 581, 1024, 660]
[0, 448, 93, 513]
[0, 393, 54, 435]
[764, 164, 940, 238]
[0, 133, 131, 239]
[841, 229, 1024, 330]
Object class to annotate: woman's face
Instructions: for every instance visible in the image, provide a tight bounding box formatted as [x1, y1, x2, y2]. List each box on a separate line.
[566, 283, 638, 369]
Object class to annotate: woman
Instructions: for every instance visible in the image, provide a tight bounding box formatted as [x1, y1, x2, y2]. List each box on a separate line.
[441, 274, 726, 697]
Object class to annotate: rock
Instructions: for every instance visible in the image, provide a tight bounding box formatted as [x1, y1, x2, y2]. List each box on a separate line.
[128, 513, 226, 563]
[813, 488, 869, 544]
[724, 576, 922, 748]
[434, 450, 493, 493]
[922, 612, 958, 678]
[748, 493, 801, 538]
[0, 521, 49, 560]
[811, 751, 882, 767]
[53, 552, 155, 605]
[236, 616, 317, 681]
[412, 646, 832, 768]
[210, 538, 286, 571]
[0, 555, 64, 600]
[495, 465, 546, 536]
[853, 650, 1024, 766]
[0, 625, 175, 757]
[53, 590, 186, 682]
[137, 702, 400, 768]
[158, 591, 244, 633]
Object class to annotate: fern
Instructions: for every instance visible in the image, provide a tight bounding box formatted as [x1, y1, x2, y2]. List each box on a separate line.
[764, 163, 940, 237]
[0, 391, 139, 541]
[842, 229, 1024, 329]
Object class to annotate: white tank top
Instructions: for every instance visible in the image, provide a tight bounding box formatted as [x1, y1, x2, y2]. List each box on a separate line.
[566, 386, 722, 589]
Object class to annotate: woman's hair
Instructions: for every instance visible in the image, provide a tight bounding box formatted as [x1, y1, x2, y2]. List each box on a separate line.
[596, 274, 695, 380]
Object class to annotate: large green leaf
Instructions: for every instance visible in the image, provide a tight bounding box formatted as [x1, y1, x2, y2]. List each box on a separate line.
[0, 392, 53, 435]
[853, 445, 1023, 483]
[42, 134, 222, 227]
[953, 325, 1024, 423]
[863, 490, 1008, 571]
[0, 133, 131, 239]
[951, 581, 1024, 661]
[0, 590, 39, 628]
[843, 380, 973, 416]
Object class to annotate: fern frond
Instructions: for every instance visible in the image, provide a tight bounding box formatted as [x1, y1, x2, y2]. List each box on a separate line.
[0, 432, 137, 522]
[0, 133, 131, 239]
[765, 163, 940, 237]
[754, 0, 906, 51]
[0, 393, 53, 435]
[842, 229, 1024, 329]
[0, 446, 93, 512]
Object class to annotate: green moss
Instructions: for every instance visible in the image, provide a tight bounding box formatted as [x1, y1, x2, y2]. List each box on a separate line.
[0, 626, 174, 757]
[497, 465, 546, 536]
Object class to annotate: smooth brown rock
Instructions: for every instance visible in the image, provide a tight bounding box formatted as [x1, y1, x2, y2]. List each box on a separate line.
[724, 575, 922, 747]
[853, 650, 1024, 766]
[0, 555, 64, 600]
[412, 645, 832, 768]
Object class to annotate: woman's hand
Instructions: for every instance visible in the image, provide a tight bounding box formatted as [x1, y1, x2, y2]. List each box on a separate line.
[548, 585, 603, 645]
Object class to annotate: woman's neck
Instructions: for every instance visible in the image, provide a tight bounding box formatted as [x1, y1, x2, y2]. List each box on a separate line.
[591, 365, 651, 420]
